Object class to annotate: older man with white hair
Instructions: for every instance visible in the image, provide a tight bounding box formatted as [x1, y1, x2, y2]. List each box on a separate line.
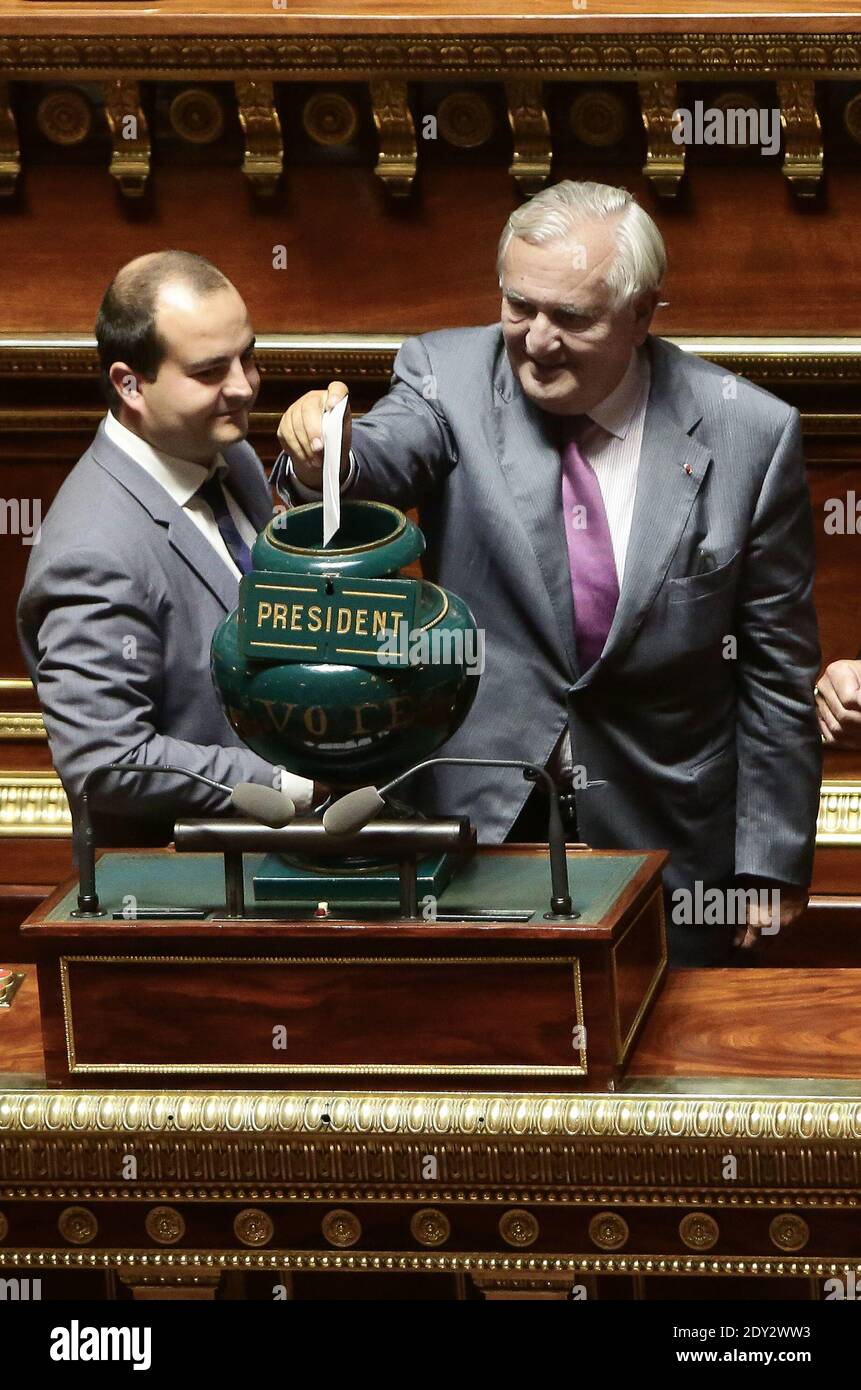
[275, 179, 821, 965]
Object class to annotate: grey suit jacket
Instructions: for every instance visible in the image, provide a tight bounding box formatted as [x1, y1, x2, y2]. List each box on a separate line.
[17, 420, 280, 845]
[291, 326, 822, 894]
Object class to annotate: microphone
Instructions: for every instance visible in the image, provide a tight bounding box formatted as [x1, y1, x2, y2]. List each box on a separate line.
[323, 756, 576, 918]
[73, 762, 296, 916]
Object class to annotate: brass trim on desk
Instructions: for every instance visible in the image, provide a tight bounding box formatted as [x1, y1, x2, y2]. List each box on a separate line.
[0, 1249, 854, 1280]
[1, 33, 861, 80]
[4, 1088, 861, 1142]
[59, 955, 587, 1078]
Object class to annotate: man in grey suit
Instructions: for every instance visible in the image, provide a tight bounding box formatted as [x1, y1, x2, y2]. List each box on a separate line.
[275, 180, 821, 965]
[18, 250, 314, 846]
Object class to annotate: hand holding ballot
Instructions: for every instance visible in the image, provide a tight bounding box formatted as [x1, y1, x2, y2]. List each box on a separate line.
[277, 380, 352, 490]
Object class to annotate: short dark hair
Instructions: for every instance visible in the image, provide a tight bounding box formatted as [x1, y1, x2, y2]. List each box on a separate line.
[95, 250, 231, 412]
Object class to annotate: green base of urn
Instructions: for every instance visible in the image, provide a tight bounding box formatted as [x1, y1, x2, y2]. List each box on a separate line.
[252, 850, 457, 906]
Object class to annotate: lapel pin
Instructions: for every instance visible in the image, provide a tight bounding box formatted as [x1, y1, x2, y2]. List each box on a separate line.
[683, 463, 693, 476]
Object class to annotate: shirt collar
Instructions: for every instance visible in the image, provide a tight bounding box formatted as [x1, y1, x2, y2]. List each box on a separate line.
[585, 344, 650, 441]
[103, 411, 227, 507]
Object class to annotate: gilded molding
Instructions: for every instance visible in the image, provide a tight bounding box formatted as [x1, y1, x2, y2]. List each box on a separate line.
[236, 79, 283, 195]
[0, 714, 45, 740]
[0, 773, 71, 837]
[778, 78, 823, 198]
[369, 78, 416, 197]
[0, 1249, 855, 1278]
[6, 1090, 861, 1144]
[639, 79, 684, 199]
[2, 35, 861, 80]
[103, 79, 150, 198]
[505, 79, 551, 196]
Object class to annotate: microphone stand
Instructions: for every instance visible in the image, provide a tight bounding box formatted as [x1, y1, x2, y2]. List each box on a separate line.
[72, 763, 252, 917]
[332, 755, 578, 919]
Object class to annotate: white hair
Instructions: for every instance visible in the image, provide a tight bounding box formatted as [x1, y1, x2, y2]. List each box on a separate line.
[497, 180, 667, 311]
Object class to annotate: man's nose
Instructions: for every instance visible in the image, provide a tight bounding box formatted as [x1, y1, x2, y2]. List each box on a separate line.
[525, 312, 560, 358]
[224, 359, 256, 399]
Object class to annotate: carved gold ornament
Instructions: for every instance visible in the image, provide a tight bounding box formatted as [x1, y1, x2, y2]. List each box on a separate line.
[769, 1213, 810, 1252]
[410, 1208, 451, 1247]
[36, 88, 93, 146]
[322, 1209, 362, 1248]
[58, 1206, 98, 1245]
[499, 1209, 539, 1248]
[169, 88, 225, 144]
[588, 1211, 629, 1250]
[233, 1208, 274, 1247]
[679, 1212, 720, 1251]
[145, 1205, 186, 1245]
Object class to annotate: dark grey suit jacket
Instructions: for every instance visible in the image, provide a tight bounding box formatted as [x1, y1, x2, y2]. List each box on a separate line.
[284, 326, 822, 896]
[17, 421, 280, 845]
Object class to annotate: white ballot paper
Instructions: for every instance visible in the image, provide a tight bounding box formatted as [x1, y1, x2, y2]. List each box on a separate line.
[321, 392, 348, 546]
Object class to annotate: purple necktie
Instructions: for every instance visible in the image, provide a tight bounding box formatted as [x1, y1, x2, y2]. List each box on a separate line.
[561, 420, 619, 671]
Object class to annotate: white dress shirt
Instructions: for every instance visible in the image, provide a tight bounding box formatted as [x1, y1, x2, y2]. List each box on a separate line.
[103, 411, 257, 580]
[103, 411, 313, 810]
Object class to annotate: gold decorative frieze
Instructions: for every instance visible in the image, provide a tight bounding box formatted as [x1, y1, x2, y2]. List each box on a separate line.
[505, 79, 551, 196]
[639, 79, 684, 199]
[4, 1088, 861, 1146]
[235, 79, 282, 195]
[816, 784, 861, 845]
[103, 79, 150, 198]
[4, 34, 861, 80]
[0, 714, 45, 740]
[0, 80, 20, 196]
[0, 773, 70, 837]
[369, 78, 416, 197]
[778, 79, 823, 199]
[0, 1249, 855, 1279]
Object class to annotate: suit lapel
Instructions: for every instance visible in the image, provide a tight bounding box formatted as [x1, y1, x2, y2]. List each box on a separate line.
[492, 352, 580, 680]
[584, 335, 712, 682]
[91, 421, 241, 614]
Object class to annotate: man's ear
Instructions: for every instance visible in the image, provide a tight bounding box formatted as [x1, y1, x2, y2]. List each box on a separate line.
[631, 289, 662, 344]
[109, 362, 141, 406]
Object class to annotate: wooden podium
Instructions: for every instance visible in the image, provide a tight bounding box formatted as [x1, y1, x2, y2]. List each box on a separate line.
[20, 845, 667, 1093]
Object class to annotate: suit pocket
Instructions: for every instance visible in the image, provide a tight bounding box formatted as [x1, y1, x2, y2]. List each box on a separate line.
[689, 743, 737, 809]
[667, 549, 742, 603]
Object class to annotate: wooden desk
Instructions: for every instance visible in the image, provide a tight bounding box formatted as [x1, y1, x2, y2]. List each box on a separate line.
[2, 962, 861, 1298]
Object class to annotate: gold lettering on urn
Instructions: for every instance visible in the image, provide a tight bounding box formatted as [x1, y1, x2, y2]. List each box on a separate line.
[304, 706, 328, 737]
[387, 695, 416, 729]
[260, 700, 297, 733]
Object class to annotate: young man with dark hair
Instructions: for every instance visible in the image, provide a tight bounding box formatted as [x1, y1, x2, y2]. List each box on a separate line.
[18, 250, 314, 845]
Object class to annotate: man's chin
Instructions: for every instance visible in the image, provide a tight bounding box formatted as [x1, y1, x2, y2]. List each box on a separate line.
[517, 369, 579, 415]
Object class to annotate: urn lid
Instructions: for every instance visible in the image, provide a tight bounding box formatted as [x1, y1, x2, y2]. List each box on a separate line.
[254, 500, 424, 577]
